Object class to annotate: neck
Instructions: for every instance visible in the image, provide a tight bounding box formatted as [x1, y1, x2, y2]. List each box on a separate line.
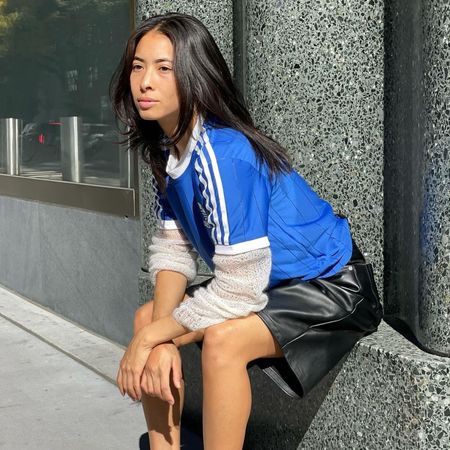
[159, 113, 199, 156]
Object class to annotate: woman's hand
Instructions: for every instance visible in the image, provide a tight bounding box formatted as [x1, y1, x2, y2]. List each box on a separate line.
[140, 342, 183, 405]
[117, 327, 153, 401]
[117, 316, 189, 401]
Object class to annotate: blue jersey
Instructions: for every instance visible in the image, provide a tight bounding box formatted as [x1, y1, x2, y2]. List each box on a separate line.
[152, 116, 352, 288]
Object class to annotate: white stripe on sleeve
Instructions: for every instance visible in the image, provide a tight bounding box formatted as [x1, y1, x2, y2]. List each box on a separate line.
[215, 236, 270, 255]
[198, 151, 223, 244]
[203, 132, 230, 245]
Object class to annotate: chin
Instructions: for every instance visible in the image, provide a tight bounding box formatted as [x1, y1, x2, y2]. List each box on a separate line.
[138, 111, 160, 121]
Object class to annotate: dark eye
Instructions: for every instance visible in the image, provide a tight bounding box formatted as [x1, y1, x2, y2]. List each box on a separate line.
[159, 66, 172, 72]
[132, 63, 142, 71]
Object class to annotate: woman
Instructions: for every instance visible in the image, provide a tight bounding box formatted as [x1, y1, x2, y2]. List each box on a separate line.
[110, 12, 383, 450]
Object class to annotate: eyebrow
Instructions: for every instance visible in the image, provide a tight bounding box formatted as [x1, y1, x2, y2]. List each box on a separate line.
[133, 56, 173, 64]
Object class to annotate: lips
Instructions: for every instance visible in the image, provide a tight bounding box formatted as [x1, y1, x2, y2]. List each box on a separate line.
[137, 99, 159, 110]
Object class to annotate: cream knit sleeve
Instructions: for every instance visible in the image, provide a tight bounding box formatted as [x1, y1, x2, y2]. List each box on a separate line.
[172, 246, 272, 331]
[148, 228, 198, 285]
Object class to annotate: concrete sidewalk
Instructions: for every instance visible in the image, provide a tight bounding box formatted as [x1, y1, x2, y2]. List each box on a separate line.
[0, 284, 147, 449]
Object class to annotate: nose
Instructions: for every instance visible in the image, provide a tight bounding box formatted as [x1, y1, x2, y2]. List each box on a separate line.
[140, 67, 155, 91]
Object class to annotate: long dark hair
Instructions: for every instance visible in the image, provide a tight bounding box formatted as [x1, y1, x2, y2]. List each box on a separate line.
[110, 12, 292, 191]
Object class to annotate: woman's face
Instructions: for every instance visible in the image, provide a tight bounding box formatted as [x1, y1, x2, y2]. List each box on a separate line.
[130, 30, 180, 134]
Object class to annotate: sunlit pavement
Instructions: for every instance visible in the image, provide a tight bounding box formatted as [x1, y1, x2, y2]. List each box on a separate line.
[0, 284, 146, 450]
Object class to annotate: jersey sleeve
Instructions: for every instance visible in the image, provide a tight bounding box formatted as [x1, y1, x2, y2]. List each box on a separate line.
[151, 175, 181, 230]
[194, 154, 271, 255]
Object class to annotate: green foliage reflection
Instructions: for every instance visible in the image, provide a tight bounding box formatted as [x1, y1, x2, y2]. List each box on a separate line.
[0, 0, 129, 124]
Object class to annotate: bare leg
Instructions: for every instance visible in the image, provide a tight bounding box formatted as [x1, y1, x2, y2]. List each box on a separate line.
[140, 383, 184, 450]
[201, 313, 284, 450]
[134, 300, 203, 450]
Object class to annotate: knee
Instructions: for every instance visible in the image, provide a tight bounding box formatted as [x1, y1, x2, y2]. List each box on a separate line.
[133, 300, 154, 334]
[202, 321, 244, 370]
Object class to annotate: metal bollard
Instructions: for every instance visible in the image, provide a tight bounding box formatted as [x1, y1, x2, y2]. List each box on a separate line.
[60, 116, 84, 182]
[0, 118, 23, 175]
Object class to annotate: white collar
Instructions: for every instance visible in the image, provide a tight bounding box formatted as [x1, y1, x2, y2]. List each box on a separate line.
[166, 115, 204, 179]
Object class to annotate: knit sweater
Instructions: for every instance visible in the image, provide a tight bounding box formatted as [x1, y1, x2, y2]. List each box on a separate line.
[148, 227, 271, 331]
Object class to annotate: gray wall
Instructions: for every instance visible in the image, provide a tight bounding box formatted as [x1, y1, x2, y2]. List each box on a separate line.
[0, 195, 141, 346]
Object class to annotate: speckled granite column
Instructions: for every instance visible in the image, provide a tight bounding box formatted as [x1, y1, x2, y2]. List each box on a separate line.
[417, 0, 450, 355]
[383, 0, 424, 351]
[302, 3, 450, 447]
[246, 0, 385, 292]
[384, 0, 450, 355]
[136, 0, 233, 304]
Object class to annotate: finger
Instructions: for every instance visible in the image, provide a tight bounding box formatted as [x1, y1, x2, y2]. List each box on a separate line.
[140, 371, 148, 394]
[160, 366, 175, 405]
[128, 368, 139, 401]
[122, 367, 130, 398]
[117, 366, 124, 396]
[133, 370, 142, 401]
[172, 357, 183, 390]
[147, 374, 155, 397]
[151, 369, 162, 400]
[125, 367, 137, 401]
[145, 368, 155, 396]
[121, 352, 135, 400]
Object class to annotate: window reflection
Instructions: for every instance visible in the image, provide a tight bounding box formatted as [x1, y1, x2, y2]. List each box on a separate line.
[0, 0, 131, 187]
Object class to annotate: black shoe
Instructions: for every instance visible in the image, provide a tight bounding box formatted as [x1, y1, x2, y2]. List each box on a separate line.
[139, 432, 149, 450]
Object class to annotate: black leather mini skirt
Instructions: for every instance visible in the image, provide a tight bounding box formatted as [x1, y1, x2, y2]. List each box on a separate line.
[187, 239, 384, 398]
[253, 239, 384, 397]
